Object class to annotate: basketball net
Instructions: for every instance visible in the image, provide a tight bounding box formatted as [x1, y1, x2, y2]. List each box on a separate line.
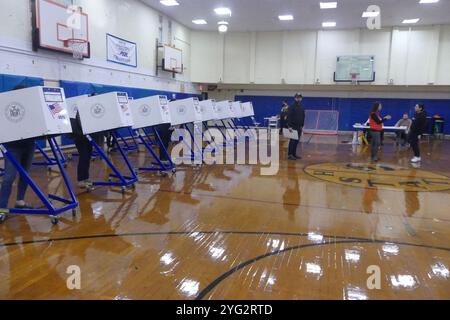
[64, 39, 87, 60]
[350, 72, 360, 85]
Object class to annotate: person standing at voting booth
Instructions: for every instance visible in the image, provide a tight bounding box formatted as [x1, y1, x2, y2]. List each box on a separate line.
[287, 93, 305, 160]
[71, 93, 103, 189]
[0, 85, 36, 210]
[369, 102, 391, 162]
[409, 104, 428, 163]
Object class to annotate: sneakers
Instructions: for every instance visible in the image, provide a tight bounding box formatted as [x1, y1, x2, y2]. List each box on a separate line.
[411, 157, 422, 163]
[15, 200, 33, 209]
[78, 181, 92, 189]
[288, 155, 297, 161]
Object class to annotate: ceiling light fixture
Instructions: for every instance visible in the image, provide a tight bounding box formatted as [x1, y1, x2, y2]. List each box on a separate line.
[419, 0, 439, 3]
[362, 11, 380, 18]
[320, 2, 338, 9]
[322, 21, 337, 27]
[214, 7, 232, 16]
[160, 0, 179, 7]
[218, 24, 228, 33]
[402, 18, 420, 24]
[278, 15, 294, 21]
[192, 19, 207, 25]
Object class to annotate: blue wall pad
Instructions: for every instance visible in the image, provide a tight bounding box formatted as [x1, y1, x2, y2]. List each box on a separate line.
[236, 95, 450, 134]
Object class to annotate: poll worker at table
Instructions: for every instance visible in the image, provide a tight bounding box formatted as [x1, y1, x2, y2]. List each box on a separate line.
[0, 85, 36, 210]
[395, 113, 412, 146]
[369, 102, 391, 162]
[287, 93, 305, 160]
[409, 104, 428, 163]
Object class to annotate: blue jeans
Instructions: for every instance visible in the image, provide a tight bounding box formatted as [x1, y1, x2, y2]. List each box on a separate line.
[288, 128, 302, 157]
[0, 144, 36, 208]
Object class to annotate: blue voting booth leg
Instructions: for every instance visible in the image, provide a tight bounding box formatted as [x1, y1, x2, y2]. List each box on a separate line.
[32, 137, 68, 169]
[200, 122, 222, 155]
[218, 120, 237, 147]
[112, 128, 140, 153]
[137, 127, 176, 175]
[142, 127, 157, 146]
[88, 132, 138, 194]
[0, 138, 78, 225]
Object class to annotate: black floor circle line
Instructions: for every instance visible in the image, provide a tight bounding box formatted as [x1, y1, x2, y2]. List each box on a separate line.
[1, 230, 449, 253]
[195, 237, 450, 300]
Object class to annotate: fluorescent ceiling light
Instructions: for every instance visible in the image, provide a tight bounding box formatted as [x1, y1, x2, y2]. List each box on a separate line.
[419, 0, 439, 3]
[402, 18, 420, 24]
[160, 0, 179, 6]
[279, 15, 294, 21]
[217, 21, 229, 25]
[362, 11, 380, 18]
[322, 21, 336, 27]
[320, 2, 337, 9]
[192, 19, 207, 25]
[214, 7, 232, 16]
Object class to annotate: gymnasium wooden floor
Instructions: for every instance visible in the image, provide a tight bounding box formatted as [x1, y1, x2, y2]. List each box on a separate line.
[0, 136, 449, 300]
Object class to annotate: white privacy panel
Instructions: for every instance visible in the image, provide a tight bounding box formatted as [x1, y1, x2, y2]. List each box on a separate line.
[0, 86, 71, 143]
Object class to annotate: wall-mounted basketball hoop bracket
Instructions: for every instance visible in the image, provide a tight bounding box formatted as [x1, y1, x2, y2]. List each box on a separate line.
[155, 39, 184, 79]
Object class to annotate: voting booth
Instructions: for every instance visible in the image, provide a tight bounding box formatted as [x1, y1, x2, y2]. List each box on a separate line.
[169, 97, 202, 126]
[130, 95, 176, 175]
[131, 95, 171, 129]
[231, 101, 243, 119]
[199, 99, 219, 122]
[66, 95, 89, 119]
[241, 102, 255, 118]
[0, 86, 77, 224]
[77, 92, 134, 134]
[215, 101, 234, 121]
[75, 92, 138, 192]
[0, 87, 72, 144]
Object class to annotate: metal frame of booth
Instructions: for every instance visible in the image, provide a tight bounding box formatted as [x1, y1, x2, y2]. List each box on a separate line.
[86, 131, 138, 194]
[0, 137, 78, 225]
[136, 126, 176, 175]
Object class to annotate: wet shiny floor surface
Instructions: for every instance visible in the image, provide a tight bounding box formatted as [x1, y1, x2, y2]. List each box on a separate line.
[0, 137, 449, 299]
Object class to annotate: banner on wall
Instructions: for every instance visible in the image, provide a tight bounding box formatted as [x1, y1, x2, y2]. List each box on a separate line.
[106, 33, 137, 68]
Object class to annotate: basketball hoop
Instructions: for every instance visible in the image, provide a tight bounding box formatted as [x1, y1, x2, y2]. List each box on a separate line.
[350, 72, 360, 84]
[64, 38, 88, 60]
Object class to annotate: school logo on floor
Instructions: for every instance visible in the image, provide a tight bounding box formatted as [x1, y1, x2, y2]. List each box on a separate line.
[304, 162, 450, 192]
[4, 102, 25, 123]
[90, 103, 106, 119]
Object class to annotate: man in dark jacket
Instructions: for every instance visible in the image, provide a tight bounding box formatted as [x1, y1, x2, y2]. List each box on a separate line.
[287, 93, 305, 160]
[409, 104, 428, 163]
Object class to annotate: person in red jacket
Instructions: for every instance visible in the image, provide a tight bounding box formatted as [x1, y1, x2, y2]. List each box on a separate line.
[369, 102, 391, 162]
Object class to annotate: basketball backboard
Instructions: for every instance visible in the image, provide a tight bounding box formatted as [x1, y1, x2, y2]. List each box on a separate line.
[163, 45, 183, 74]
[33, 0, 90, 58]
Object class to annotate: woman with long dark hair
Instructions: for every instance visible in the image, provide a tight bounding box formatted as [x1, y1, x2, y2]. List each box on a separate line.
[368, 102, 391, 162]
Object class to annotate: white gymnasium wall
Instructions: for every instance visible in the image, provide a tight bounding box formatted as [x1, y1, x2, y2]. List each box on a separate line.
[0, 0, 199, 93]
[223, 32, 252, 84]
[191, 25, 450, 86]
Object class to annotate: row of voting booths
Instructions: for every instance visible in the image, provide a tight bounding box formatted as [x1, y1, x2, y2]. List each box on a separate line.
[0, 85, 255, 224]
